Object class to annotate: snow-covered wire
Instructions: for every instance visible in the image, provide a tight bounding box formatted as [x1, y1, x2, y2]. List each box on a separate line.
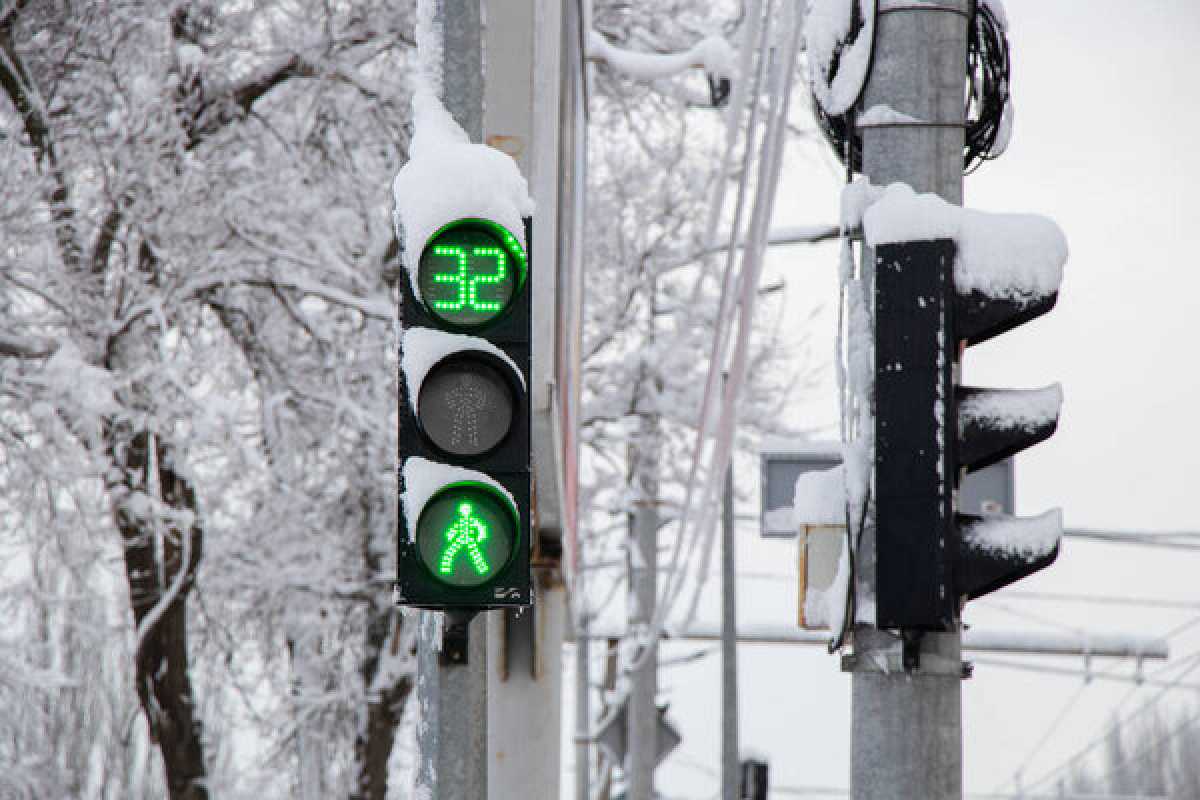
[675, 0, 805, 631]
[579, 0, 769, 637]
[652, 0, 773, 635]
[656, 6, 784, 632]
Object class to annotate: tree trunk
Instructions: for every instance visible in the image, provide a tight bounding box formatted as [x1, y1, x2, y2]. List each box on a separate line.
[351, 455, 414, 800]
[110, 429, 209, 800]
[351, 605, 413, 800]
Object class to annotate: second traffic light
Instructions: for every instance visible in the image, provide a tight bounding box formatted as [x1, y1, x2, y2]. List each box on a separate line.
[872, 198, 1067, 631]
[396, 217, 533, 609]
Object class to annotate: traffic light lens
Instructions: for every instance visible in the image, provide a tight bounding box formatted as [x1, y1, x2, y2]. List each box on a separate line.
[415, 484, 517, 587]
[417, 355, 515, 456]
[418, 220, 526, 329]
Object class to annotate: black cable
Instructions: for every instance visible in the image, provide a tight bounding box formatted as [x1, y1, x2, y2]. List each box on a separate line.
[813, 0, 1011, 175]
[963, 0, 1010, 173]
[812, 0, 877, 175]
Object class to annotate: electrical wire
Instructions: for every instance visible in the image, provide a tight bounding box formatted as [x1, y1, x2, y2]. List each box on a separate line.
[675, 0, 805, 632]
[1089, 710, 1200, 789]
[963, 0, 1011, 173]
[811, 0, 877, 174]
[812, 0, 1010, 174]
[973, 657, 1200, 691]
[1019, 648, 1200, 794]
[1002, 680, 1095, 795]
[979, 599, 1092, 636]
[647, 0, 776, 653]
[660, 0, 775, 625]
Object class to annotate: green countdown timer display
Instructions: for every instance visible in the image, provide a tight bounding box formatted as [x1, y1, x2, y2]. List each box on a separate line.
[415, 483, 518, 587]
[417, 219, 527, 330]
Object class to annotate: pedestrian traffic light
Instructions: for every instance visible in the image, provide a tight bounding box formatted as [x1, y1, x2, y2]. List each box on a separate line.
[873, 228, 1064, 631]
[396, 217, 533, 609]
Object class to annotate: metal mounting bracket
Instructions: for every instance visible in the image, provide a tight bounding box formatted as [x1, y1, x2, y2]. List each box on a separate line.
[441, 609, 479, 666]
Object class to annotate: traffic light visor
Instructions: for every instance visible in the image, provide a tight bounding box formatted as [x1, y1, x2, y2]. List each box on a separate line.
[417, 219, 527, 330]
[415, 482, 519, 587]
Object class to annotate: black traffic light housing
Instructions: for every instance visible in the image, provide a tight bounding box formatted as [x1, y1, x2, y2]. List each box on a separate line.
[874, 237, 1062, 631]
[396, 217, 533, 610]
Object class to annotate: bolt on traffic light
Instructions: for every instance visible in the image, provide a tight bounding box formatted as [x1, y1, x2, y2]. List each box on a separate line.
[396, 217, 533, 609]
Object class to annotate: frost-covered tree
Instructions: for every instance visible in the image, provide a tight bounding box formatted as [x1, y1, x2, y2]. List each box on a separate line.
[0, 1, 416, 797]
[580, 0, 814, 626]
[1065, 707, 1200, 800]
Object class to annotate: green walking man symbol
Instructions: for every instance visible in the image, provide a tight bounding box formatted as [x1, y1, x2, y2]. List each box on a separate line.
[438, 502, 492, 577]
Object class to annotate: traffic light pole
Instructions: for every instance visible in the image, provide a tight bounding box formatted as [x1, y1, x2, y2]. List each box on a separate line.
[413, 3, 488, 799]
[848, 3, 970, 800]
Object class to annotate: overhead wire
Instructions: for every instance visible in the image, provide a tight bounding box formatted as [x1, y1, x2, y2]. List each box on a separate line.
[1089, 709, 1200, 790]
[1018, 648, 1200, 795]
[674, 0, 805, 632]
[1003, 680, 1093, 797]
[997, 605, 1200, 795]
[654, 0, 775, 638]
[973, 657, 1200, 691]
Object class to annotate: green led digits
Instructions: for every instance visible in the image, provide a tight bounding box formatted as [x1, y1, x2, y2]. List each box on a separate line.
[429, 246, 507, 313]
[438, 502, 492, 576]
[417, 220, 525, 329]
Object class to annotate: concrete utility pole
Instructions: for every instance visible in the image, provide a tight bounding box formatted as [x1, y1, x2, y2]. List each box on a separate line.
[849, 2, 970, 800]
[721, 446, 739, 800]
[414, 4, 488, 799]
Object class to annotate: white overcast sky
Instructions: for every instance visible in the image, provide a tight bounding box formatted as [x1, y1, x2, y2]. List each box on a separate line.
[563, 2, 1200, 797]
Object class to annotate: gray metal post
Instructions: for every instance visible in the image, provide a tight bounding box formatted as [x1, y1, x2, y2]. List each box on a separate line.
[849, 3, 969, 800]
[438, 0, 484, 140]
[627, 470, 659, 800]
[416, 611, 489, 799]
[627, 346, 661, 800]
[575, 612, 592, 800]
[721, 446, 739, 800]
[415, 3, 489, 799]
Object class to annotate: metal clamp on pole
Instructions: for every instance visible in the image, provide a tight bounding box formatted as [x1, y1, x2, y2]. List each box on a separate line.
[842, 628, 966, 677]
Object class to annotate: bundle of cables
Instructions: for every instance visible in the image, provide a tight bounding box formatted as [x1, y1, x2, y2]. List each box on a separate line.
[812, 0, 1011, 175]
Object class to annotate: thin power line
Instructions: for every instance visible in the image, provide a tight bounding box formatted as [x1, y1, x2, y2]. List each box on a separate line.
[1020, 648, 1200, 794]
[974, 657, 1200, 691]
[1003, 680, 1093, 793]
[1090, 710, 1200, 788]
